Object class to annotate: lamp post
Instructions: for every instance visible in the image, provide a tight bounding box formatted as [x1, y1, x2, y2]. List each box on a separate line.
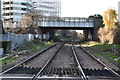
[31, 2, 36, 28]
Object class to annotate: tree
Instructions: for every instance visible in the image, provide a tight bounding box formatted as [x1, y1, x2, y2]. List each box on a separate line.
[19, 9, 41, 34]
[20, 14, 32, 28]
[87, 14, 103, 41]
[98, 8, 118, 44]
[27, 14, 40, 34]
[103, 9, 118, 29]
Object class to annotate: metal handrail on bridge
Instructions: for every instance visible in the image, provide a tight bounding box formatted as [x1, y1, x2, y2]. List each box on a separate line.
[38, 17, 94, 28]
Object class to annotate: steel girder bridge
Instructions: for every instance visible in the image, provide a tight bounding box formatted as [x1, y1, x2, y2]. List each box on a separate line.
[38, 17, 94, 30]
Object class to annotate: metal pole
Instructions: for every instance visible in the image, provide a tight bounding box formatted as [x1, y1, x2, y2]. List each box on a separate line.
[0, 0, 1, 19]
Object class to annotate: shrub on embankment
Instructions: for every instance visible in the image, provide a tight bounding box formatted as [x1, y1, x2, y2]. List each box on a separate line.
[81, 41, 120, 66]
[1, 40, 54, 64]
[98, 8, 120, 44]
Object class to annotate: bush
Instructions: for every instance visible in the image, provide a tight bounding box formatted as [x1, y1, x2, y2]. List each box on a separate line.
[98, 27, 115, 44]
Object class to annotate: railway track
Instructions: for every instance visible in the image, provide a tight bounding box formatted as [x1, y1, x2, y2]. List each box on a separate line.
[73, 42, 120, 80]
[0, 41, 120, 80]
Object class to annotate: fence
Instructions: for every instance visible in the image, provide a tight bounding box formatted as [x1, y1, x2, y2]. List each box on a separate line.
[0, 33, 35, 50]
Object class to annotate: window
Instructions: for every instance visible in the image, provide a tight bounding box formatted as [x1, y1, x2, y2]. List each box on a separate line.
[4, 12, 13, 16]
[21, 3, 27, 5]
[21, 8, 27, 11]
[4, 1, 13, 5]
[4, 7, 13, 10]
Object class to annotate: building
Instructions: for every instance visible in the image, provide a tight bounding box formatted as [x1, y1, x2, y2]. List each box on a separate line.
[34, 0, 61, 17]
[2, 0, 61, 23]
[0, 0, 2, 19]
[2, 0, 32, 22]
[118, 1, 120, 22]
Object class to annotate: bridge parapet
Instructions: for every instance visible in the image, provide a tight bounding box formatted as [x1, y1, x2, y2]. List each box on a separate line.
[38, 17, 94, 28]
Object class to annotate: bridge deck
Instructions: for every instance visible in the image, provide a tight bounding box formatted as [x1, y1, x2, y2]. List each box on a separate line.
[38, 17, 94, 29]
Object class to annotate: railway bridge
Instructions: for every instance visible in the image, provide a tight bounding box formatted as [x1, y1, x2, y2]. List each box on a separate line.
[38, 17, 95, 40]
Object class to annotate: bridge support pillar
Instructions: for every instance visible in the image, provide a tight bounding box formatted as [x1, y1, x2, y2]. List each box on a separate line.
[83, 30, 89, 41]
[39, 28, 43, 41]
[46, 32, 50, 41]
[39, 28, 54, 41]
[49, 29, 55, 41]
[83, 30, 94, 41]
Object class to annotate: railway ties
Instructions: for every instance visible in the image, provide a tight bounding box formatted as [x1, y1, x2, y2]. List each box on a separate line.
[30, 42, 83, 80]
[1, 41, 120, 80]
[73, 42, 120, 80]
[2, 67, 82, 80]
[40, 67, 81, 78]
[1, 42, 82, 80]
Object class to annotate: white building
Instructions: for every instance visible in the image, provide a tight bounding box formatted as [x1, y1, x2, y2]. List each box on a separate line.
[35, 0, 61, 17]
[118, 1, 120, 22]
[2, 0, 32, 22]
[0, 0, 1, 19]
[2, 0, 61, 23]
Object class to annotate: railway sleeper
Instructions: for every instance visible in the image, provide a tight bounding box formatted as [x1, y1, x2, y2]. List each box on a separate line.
[4, 67, 80, 77]
[3, 67, 119, 78]
[82, 68, 118, 77]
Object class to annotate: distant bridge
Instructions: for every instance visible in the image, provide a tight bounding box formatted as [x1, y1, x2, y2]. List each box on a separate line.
[38, 17, 94, 30]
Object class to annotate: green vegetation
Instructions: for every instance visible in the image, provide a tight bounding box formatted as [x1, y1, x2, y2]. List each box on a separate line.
[52, 37, 61, 42]
[18, 40, 54, 53]
[98, 8, 119, 44]
[80, 41, 100, 47]
[81, 41, 120, 64]
[0, 58, 16, 64]
[3, 40, 54, 64]
[92, 44, 112, 52]
[0, 41, 12, 42]
[92, 44, 120, 63]
[56, 36, 71, 41]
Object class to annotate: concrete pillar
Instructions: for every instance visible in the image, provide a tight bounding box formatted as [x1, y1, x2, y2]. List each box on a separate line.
[83, 30, 89, 41]
[49, 29, 55, 41]
[39, 28, 43, 41]
[90, 29, 95, 41]
[46, 32, 50, 41]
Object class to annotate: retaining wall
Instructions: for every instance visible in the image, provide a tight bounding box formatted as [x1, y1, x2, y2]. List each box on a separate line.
[0, 33, 35, 50]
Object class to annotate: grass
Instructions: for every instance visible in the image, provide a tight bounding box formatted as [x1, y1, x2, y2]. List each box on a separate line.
[106, 52, 120, 63]
[0, 58, 16, 64]
[56, 36, 71, 41]
[22, 41, 54, 54]
[17, 40, 54, 52]
[80, 41, 101, 47]
[29, 41, 54, 53]
[81, 41, 120, 64]
[4, 40, 54, 64]
[92, 44, 112, 52]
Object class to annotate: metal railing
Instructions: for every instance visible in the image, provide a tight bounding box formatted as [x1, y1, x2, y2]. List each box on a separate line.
[38, 17, 94, 28]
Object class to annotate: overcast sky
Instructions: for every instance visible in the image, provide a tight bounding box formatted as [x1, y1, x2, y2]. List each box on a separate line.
[61, 0, 120, 17]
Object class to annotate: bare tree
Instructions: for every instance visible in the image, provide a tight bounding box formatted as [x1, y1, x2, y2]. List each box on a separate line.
[20, 14, 32, 28]
[0, 0, 5, 34]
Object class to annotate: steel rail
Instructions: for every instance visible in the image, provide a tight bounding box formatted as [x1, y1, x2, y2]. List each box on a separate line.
[77, 42, 120, 79]
[0, 42, 60, 75]
[31, 42, 65, 80]
[71, 42, 88, 80]
[0, 76, 82, 79]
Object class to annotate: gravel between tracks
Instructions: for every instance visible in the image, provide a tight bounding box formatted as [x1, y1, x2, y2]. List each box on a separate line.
[74, 44, 104, 69]
[49, 43, 75, 67]
[25, 44, 61, 67]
